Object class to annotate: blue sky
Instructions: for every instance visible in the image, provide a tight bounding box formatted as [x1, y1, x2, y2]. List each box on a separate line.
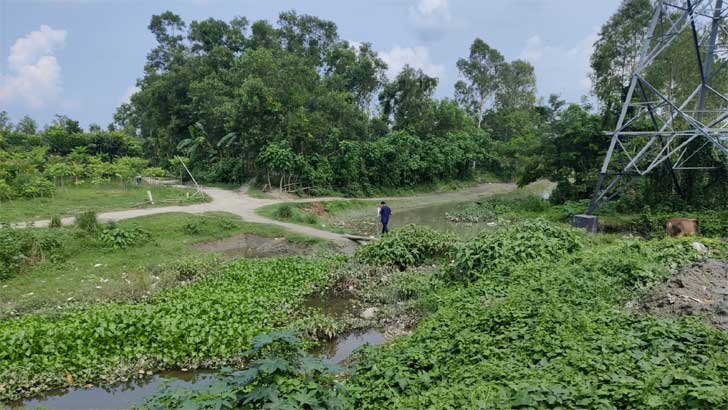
[0, 0, 621, 129]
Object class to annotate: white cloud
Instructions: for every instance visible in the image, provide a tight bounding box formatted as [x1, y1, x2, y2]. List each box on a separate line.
[409, 0, 452, 41]
[379, 45, 445, 80]
[519, 28, 599, 100]
[0, 25, 67, 109]
[120, 85, 139, 105]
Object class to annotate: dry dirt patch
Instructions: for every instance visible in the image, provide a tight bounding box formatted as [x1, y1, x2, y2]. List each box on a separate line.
[194, 234, 311, 258]
[640, 259, 728, 330]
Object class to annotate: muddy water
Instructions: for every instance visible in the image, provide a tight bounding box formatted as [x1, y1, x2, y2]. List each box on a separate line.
[11, 328, 384, 409]
[9, 371, 217, 410]
[389, 201, 496, 239]
[316, 330, 386, 364]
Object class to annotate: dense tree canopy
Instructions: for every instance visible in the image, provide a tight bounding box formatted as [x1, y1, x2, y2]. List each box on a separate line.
[113, 10, 488, 194]
[2, 2, 726, 209]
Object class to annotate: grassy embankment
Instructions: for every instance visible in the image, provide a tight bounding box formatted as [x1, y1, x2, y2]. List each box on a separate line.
[0, 212, 326, 316]
[0, 183, 208, 223]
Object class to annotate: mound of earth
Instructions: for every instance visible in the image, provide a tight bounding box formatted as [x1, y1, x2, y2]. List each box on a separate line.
[195, 234, 310, 258]
[640, 259, 728, 330]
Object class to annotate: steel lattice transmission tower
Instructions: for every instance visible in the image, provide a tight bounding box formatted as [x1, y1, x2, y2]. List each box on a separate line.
[586, 0, 728, 215]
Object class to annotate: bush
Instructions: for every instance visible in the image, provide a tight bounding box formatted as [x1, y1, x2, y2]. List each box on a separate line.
[49, 215, 62, 228]
[0, 229, 64, 280]
[98, 225, 151, 249]
[355, 224, 456, 269]
[274, 204, 294, 220]
[141, 167, 167, 177]
[448, 219, 583, 283]
[75, 211, 99, 233]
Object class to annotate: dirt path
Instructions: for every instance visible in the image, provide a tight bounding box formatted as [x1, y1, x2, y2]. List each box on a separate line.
[25, 183, 516, 252]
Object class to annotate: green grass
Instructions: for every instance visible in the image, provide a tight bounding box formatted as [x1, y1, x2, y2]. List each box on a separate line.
[0, 212, 325, 316]
[0, 183, 209, 223]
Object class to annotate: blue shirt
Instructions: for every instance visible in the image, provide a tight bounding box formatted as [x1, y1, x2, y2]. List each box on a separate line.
[380, 205, 391, 224]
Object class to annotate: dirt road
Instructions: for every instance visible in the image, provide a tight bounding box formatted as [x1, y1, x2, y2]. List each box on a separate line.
[25, 182, 516, 252]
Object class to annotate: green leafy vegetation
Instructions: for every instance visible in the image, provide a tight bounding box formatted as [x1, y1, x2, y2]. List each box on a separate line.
[355, 225, 455, 269]
[346, 233, 728, 409]
[140, 330, 348, 410]
[446, 195, 551, 223]
[0, 257, 337, 401]
[75, 210, 99, 233]
[98, 224, 151, 249]
[0, 213, 324, 316]
[0, 229, 65, 280]
[447, 219, 583, 283]
[48, 215, 62, 228]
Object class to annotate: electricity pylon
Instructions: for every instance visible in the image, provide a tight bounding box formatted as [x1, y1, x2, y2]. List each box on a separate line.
[587, 0, 728, 215]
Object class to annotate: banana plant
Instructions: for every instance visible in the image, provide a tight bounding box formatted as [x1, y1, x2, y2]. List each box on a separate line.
[176, 122, 217, 160]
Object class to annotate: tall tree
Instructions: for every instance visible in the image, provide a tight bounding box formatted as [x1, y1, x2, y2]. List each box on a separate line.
[590, 0, 652, 118]
[15, 116, 38, 135]
[379, 66, 438, 134]
[495, 59, 536, 111]
[146, 11, 187, 72]
[0, 111, 12, 133]
[454, 38, 505, 128]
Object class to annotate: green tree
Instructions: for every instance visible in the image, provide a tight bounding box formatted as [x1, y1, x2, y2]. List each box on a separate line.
[15, 116, 38, 135]
[0, 111, 12, 133]
[454, 38, 506, 128]
[519, 99, 606, 203]
[591, 0, 653, 119]
[379, 66, 438, 134]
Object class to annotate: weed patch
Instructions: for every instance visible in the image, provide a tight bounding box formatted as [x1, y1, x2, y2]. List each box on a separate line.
[355, 225, 456, 269]
[0, 257, 338, 401]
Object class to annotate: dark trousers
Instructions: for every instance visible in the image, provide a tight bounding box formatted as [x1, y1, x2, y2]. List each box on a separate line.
[381, 222, 389, 234]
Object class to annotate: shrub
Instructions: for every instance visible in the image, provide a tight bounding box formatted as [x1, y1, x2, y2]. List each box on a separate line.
[98, 225, 151, 249]
[75, 211, 99, 233]
[355, 224, 456, 268]
[0, 229, 64, 280]
[274, 203, 294, 220]
[448, 219, 583, 283]
[141, 167, 167, 177]
[182, 220, 201, 235]
[49, 215, 62, 228]
[302, 212, 320, 225]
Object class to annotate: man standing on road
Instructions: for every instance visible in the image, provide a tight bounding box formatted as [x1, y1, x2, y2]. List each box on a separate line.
[379, 201, 391, 234]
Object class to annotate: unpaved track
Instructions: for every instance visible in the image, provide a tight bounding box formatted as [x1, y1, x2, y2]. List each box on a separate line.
[26, 183, 515, 253]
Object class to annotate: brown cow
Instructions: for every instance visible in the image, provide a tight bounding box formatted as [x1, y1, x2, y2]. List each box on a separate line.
[666, 218, 700, 237]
